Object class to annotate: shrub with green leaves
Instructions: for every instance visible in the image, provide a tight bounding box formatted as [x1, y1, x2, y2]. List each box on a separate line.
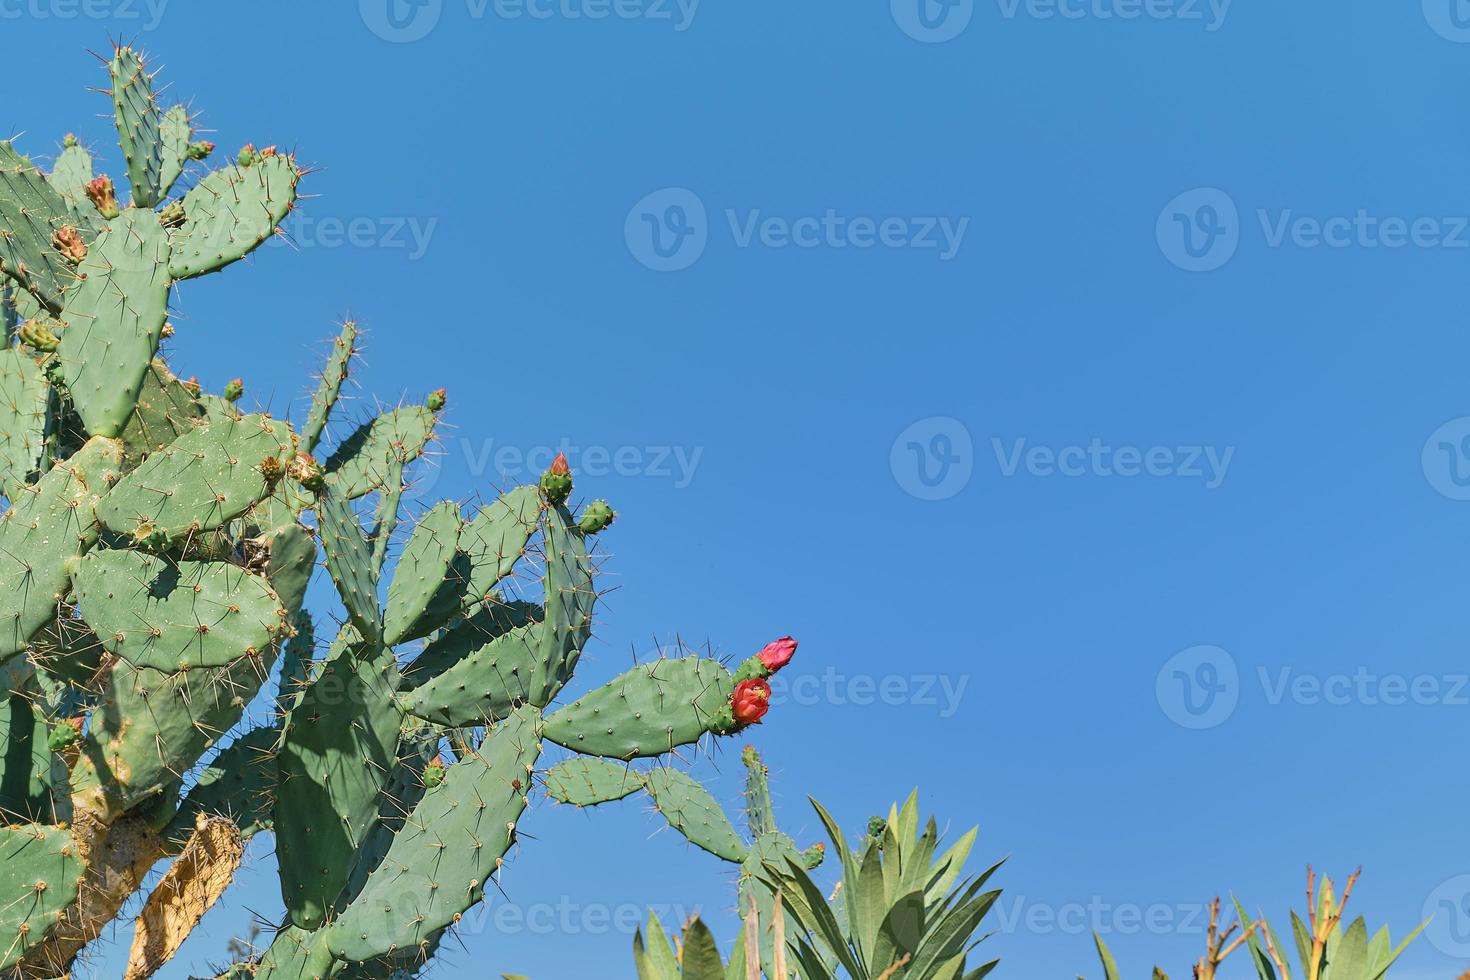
[1088, 870, 1423, 980]
[760, 792, 1003, 980]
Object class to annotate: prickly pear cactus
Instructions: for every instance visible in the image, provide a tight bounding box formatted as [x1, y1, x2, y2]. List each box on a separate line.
[0, 44, 806, 980]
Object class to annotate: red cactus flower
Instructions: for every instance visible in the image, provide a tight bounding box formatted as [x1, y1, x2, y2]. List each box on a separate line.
[731, 678, 772, 727]
[550, 452, 571, 476]
[758, 636, 797, 672]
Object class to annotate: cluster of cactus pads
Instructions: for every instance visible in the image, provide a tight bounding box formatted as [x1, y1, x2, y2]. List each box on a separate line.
[0, 46, 800, 979]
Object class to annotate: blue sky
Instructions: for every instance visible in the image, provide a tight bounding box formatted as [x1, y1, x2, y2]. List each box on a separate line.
[9, 1, 1470, 977]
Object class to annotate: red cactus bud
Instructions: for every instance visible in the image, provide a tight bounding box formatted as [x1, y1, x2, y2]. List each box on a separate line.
[85, 176, 119, 219]
[51, 225, 86, 264]
[730, 678, 772, 727]
[757, 636, 797, 673]
[260, 145, 279, 158]
[540, 452, 573, 505]
[63, 133, 79, 148]
[426, 388, 447, 412]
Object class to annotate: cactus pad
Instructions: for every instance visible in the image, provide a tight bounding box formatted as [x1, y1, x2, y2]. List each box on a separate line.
[163, 725, 279, 854]
[275, 632, 403, 931]
[324, 406, 437, 500]
[0, 142, 76, 313]
[98, 414, 293, 543]
[396, 614, 545, 727]
[168, 154, 301, 281]
[0, 690, 56, 824]
[48, 141, 95, 213]
[118, 359, 206, 465]
[0, 824, 84, 971]
[74, 550, 288, 671]
[0, 349, 51, 499]
[544, 757, 645, 807]
[302, 322, 358, 454]
[109, 47, 166, 209]
[72, 645, 280, 818]
[158, 105, 193, 198]
[0, 437, 123, 662]
[645, 767, 749, 863]
[57, 209, 173, 438]
[458, 485, 541, 613]
[543, 657, 736, 760]
[323, 705, 542, 963]
[383, 500, 467, 646]
[314, 484, 382, 645]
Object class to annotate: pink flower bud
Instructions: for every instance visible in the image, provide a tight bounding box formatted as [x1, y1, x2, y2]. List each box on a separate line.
[758, 636, 797, 672]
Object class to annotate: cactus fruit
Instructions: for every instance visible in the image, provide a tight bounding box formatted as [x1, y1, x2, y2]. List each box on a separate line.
[85, 175, 119, 218]
[0, 44, 808, 980]
[539, 451, 573, 505]
[16, 318, 59, 352]
[578, 498, 616, 534]
[46, 716, 83, 752]
[50, 225, 86, 263]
